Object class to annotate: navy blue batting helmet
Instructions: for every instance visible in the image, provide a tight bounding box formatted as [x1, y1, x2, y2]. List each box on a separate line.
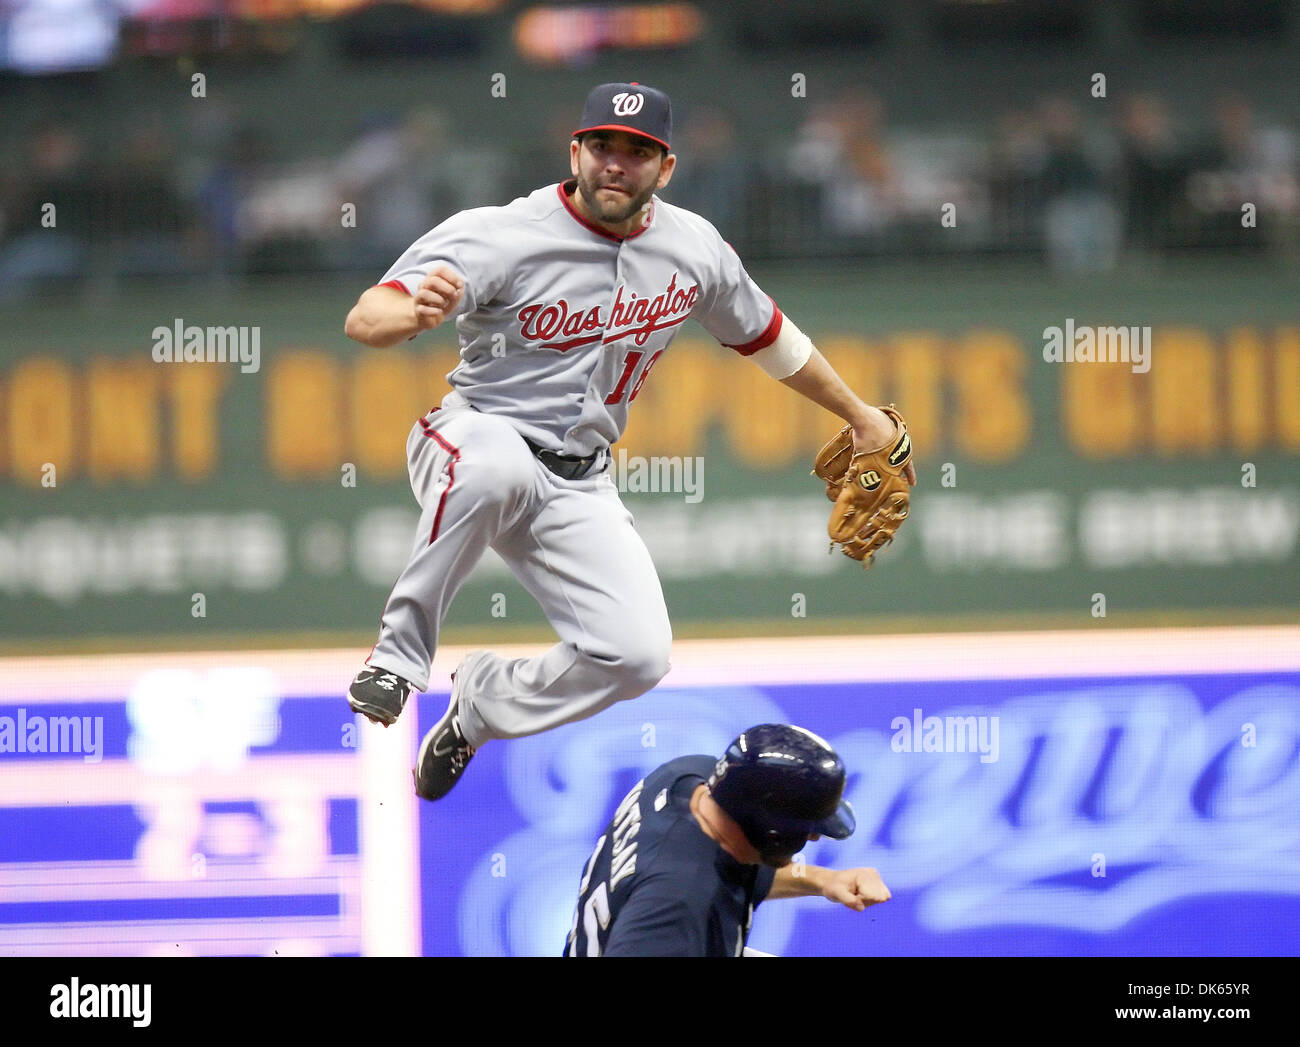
[707, 724, 856, 867]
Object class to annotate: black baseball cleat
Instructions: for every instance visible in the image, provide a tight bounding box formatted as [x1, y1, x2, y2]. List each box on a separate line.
[413, 674, 477, 801]
[347, 667, 412, 727]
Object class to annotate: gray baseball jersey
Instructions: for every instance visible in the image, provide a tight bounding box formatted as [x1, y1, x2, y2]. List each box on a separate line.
[377, 180, 784, 455]
[363, 179, 784, 749]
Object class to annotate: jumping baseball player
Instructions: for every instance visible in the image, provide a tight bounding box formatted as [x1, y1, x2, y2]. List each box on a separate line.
[565, 723, 891, 957]
[343, 82, 917, 801]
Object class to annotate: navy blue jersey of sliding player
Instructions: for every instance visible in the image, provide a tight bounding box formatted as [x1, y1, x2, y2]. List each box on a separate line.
[565, 755, 777, 957]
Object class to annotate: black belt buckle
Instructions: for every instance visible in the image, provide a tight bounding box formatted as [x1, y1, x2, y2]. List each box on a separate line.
[525, 438, 602, 480]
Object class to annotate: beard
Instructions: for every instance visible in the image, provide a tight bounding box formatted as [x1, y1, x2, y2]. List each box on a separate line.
[576, 169, 657, 224]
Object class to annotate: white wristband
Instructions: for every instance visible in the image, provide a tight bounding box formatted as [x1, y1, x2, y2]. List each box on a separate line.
[750, 314, 814, 379]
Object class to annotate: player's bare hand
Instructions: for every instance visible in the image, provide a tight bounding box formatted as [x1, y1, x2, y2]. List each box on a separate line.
[822, 867, 891, 912]
[852, 407, 917, 486]
[414, 265, 466, 329]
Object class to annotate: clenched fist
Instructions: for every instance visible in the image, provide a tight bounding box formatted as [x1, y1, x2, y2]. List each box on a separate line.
[822, 867, 892, 912]
[414, 265, 466, 330]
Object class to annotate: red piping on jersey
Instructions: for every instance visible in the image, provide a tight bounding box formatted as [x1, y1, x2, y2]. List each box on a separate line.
[557, 180, 655, 244]
[378, 279, 410, 294]
[724, 297, 784, 356]
[418, 418, 461, 544]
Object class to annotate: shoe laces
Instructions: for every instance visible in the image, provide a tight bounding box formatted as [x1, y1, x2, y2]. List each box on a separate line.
[449, 744, 475, 773]
[447, 719, 476, 772]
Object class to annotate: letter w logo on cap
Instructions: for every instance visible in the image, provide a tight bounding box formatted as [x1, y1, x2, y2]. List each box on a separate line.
[612, 92, 645, 116]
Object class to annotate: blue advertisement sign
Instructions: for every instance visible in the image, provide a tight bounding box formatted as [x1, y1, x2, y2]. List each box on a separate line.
[1, 650, 1295, 956]
[416, 671, 1300, 956]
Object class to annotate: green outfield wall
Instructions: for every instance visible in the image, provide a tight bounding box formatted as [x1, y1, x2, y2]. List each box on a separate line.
[1, 260, 1297, 648]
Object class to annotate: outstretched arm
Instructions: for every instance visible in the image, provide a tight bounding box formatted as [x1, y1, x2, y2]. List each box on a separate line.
[782, 347, 917, 485]
[767, 864, 892, 912]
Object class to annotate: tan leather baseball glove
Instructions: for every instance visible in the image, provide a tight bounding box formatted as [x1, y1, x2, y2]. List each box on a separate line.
[812, 405, 912, 568]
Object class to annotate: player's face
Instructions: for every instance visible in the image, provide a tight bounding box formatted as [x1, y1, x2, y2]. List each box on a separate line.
[571, 131, 675, 224]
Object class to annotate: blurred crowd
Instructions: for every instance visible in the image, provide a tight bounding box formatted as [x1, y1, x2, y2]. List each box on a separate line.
[769, 88, 1299, 269]
[1, 88, 1297, 297]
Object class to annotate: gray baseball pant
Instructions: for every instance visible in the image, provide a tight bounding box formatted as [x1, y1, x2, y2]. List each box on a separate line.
[365, 405, 672, 749]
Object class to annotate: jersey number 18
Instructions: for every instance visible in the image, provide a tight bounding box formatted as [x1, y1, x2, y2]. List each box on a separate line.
[604, 350, 665, 405]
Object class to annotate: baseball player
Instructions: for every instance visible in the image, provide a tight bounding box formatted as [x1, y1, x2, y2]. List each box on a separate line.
[565, 723, 891, 957]
[343, 82, 917, 801]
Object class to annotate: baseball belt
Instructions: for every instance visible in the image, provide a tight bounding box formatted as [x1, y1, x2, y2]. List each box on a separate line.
[523, 438, 606, 481]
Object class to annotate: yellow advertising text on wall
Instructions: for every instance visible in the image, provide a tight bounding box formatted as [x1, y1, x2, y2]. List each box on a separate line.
[1, 325, 1297, 486]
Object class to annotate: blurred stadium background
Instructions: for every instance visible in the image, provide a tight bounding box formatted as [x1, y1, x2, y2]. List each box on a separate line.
[0, 0, 1297, 956]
